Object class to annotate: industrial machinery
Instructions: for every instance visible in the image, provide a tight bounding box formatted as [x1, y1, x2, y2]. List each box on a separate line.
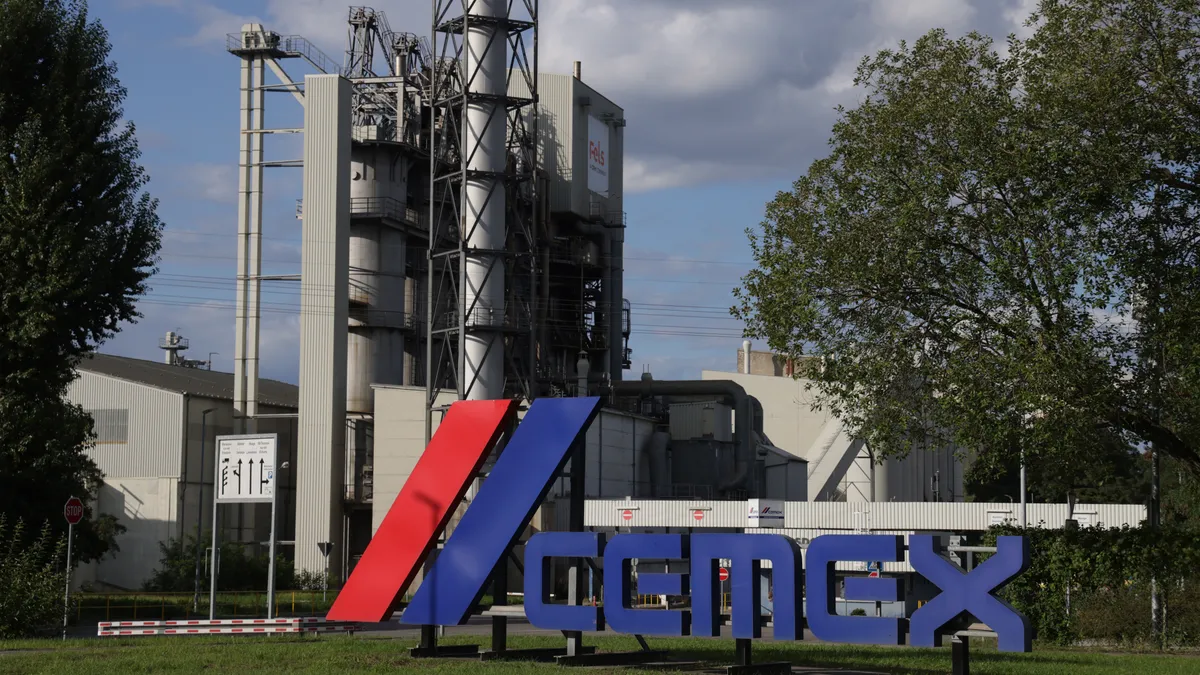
[225, 3, 630, 576]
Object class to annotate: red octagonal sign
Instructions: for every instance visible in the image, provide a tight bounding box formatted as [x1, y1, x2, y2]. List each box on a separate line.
[63, 497, 84, 525]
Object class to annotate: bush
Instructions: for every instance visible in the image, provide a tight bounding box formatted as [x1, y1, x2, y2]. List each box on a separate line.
[0, 516, 72, 638]
[981, 524, 1200, 647]
[850, 608, 867, 616]
[143, 534, 296, 592]
[293, 569, 338, 591]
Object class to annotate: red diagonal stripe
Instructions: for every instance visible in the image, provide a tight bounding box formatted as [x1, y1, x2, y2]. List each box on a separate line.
[327, 399, 517, 621]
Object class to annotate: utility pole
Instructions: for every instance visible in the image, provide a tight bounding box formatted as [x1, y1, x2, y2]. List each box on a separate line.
[192, 408, 215, 612]
[1019, 448, 1027, 527]
[1151, 441, 1161, 640]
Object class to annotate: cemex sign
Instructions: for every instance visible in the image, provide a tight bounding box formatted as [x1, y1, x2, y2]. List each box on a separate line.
[526, 532, 1031, 651]
[329, 396, 1032, 653]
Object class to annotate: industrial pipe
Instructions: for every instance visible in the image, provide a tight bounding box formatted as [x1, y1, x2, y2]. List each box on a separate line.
[610, 379, 759, 496]
[462, 0, 507, 400]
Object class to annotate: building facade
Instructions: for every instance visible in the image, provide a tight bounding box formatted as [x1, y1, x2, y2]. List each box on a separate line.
[705, 346, 965, 503]
[67, 354, 298, 591]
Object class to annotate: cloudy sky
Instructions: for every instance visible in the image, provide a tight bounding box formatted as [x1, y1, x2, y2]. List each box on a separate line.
[96, 0, 1039, 384]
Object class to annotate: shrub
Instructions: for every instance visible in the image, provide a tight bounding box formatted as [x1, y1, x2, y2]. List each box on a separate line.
[0, 516, 72, 638]
[850, 608, 867, 616]
[293, 569, 338, 591]
[143, 534, 295, 592]
[981, 524, 1200, 647]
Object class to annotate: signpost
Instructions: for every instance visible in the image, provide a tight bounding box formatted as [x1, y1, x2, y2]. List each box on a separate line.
[318, 542, 334, 602]
[62, 497, 83, 640]
[718, 567, 729, 582]
[210, 434, 278, 619]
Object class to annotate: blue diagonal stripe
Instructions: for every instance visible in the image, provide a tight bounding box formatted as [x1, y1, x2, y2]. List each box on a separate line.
[400, 396, 602, 626]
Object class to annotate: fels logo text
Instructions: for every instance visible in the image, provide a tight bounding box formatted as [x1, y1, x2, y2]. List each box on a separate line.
[328, 397, 1032, 652]
[589, 140, 605, 166]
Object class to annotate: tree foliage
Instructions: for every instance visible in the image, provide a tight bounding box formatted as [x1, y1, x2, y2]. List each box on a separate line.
[0, 516, 72, 638]
[0, 0, 161, 560]
[735, 0, 1200, 481]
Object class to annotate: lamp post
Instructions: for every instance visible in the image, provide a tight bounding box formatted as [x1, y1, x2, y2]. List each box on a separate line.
[192, 408, 216, 612]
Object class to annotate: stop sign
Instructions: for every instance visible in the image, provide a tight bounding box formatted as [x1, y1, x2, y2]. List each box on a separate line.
[621, 509, 633, 521]
[63, 497, 84, 525]
[692, 509, 705, 522]
[719, 567, 729, 582]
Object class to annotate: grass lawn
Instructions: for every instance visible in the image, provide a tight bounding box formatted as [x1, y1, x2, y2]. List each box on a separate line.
[2, 633, 1198, 674]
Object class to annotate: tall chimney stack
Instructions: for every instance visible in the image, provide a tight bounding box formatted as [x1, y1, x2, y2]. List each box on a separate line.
[573, 60, 581, 80]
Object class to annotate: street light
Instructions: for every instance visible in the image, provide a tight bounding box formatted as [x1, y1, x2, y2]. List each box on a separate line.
[192, 408, 216, 612]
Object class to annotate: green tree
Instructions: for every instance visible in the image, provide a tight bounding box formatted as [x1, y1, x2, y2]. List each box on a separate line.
[734, 0, 1200, 485]
[0, 0, 162, 561]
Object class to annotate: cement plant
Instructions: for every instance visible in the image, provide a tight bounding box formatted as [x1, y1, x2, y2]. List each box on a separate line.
[62, 1, 1143, 647]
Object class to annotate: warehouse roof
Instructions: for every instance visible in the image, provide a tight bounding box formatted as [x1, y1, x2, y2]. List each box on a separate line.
[78, 353, 299, 408]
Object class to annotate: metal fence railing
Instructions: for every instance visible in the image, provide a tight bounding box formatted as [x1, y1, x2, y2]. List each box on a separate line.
[74, 591, 342, 623]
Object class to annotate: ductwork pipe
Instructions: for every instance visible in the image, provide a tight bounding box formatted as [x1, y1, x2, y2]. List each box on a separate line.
[610, 379, 759, 496]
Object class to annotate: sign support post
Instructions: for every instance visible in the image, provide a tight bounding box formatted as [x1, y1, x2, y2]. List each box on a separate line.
[62, 521, 72, 640]
[61, 496, 82, 641]
[208, 444, 219, 620]
[267, 475, 278, 618]
[318, 542, 333, 603]
[566, 437, 585, 658]
[211, 434, 279, 621]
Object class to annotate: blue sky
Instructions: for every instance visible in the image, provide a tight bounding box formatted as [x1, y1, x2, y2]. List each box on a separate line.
[92, 0, 1038, 384]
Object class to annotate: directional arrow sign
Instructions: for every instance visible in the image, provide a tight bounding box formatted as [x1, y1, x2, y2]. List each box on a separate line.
[216, 434, 277, 504]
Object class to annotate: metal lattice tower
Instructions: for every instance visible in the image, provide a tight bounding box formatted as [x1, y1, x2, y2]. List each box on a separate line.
[425, 0, 539, 437]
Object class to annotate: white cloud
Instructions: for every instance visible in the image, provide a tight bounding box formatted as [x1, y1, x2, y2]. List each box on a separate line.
[141, 0, 1040, 191]
[117, 0, 261, 45]
[1006, 0, 1043, 39]
[179, 163, 236, 204]
[871, 0, 977, 33]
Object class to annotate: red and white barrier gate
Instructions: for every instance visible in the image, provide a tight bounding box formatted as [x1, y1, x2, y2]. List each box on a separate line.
[97, 617, 359, 637]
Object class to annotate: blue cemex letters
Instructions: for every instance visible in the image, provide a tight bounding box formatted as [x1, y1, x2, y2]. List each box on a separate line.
[806, 534, 906, 645]
[603, 534, 691, 636]
[908, 534, 1032, 651]
[524, 532, 1031, 651]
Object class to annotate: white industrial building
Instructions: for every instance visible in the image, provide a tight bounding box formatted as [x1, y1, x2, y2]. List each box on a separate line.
[65, 353, 298, 590]
[703, 343, 966, 503]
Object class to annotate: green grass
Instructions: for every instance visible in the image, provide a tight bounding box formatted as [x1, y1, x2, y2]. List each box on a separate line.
[2, 634, 1198, 674]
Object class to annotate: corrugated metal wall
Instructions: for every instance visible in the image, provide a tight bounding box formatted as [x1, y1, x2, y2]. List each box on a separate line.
[542, 409, 654, 500]
[509, 72, 623, 218]
[511, 72, 573, 214]
[295, 73, 351, 576]
[68, 372, 184, 478]
[583, 410, 655, 498]
[668, 401, 733, 442]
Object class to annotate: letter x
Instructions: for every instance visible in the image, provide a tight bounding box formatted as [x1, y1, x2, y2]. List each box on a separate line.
[908, 535, 1032, 652]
